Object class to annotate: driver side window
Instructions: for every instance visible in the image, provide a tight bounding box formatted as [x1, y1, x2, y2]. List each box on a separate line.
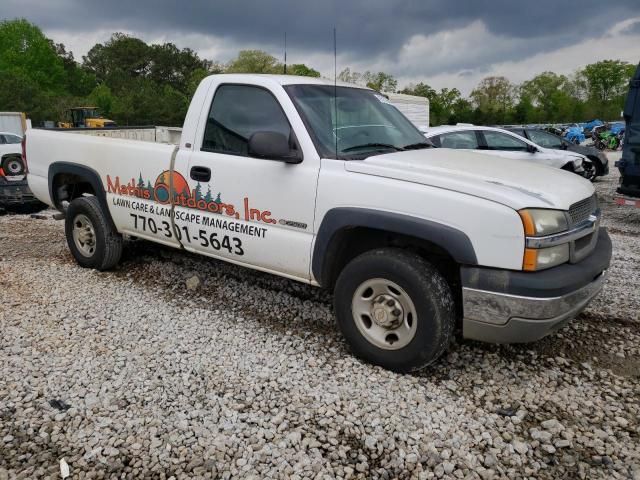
[202, 85, 292, 157]
[483, 131, 528, 151]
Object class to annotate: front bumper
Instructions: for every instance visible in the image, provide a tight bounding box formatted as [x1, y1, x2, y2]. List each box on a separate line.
[461, 229, 612, 343]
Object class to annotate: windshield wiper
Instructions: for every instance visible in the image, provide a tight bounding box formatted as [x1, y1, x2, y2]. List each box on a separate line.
[402, 141, 433, 150]
[341, 143, 405, 152]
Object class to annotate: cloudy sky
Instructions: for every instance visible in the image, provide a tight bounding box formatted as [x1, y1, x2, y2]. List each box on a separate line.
[4, 0, 640, 94]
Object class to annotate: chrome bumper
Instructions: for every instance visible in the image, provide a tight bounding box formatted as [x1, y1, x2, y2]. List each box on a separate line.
[461, 228, 611, 344]
[462, 270, 606, 343]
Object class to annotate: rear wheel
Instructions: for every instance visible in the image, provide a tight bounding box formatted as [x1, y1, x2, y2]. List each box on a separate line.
[334, 248, 455, 372]
[65, 196, 122, 270]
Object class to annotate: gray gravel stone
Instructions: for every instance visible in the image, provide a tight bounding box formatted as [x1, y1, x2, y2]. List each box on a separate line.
[0, 152, 638, 479]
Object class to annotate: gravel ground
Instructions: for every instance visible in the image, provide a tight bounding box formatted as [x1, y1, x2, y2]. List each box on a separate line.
[1, 152, 639, 479]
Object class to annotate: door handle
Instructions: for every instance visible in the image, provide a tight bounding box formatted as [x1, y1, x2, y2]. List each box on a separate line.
[190, 166, 211, 182]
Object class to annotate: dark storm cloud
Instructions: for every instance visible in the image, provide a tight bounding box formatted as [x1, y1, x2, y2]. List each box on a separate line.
[3, 0, 639, 74]
[622, 19, 640, 36]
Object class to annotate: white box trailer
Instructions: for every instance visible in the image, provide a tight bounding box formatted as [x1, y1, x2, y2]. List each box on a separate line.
[0, 112, 28, 136]
[385, 93, 429, 130]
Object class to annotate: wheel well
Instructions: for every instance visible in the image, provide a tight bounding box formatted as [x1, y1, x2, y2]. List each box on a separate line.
[586, 154, 604, 175]
[561, 162, 575, 172]
[323, 227, 463, 317]
[51, 173, 96, 209]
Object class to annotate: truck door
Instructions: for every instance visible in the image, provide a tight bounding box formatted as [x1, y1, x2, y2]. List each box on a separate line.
[172, 83, 320, 282]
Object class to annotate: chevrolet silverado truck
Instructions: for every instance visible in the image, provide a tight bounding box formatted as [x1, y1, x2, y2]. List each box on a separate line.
[25, 74, 612, 372]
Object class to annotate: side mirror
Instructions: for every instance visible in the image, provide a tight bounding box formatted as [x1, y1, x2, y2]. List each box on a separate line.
[248, 131, 301, 163]
[527, 144, 538, 153]
[560, 142, 568, 150]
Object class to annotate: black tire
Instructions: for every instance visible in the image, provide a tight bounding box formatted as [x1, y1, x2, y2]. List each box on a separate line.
[65, 196, 123, 270]
[583, 162, 597, 182]
[334, 248, 455, 372]
[1, 155, 25, 176]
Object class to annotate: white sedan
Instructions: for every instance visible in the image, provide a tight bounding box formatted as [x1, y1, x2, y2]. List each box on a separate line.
[422, 125, 586, 176]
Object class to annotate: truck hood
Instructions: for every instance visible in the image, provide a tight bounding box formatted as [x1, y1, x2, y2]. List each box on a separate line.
[344, 148, 595, 211]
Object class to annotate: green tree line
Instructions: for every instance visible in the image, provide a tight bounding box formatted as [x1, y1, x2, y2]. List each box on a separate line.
[0, 19, 635, 127]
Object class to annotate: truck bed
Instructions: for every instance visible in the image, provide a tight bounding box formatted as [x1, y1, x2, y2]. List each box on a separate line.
[26, 128, 177, 208]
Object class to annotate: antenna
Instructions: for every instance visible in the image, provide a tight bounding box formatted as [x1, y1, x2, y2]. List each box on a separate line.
[334, 27, 338, 159]
[284, 32, 287, 75]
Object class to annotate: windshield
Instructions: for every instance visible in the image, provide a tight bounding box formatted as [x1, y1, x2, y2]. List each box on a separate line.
[284, 84, 429, 159]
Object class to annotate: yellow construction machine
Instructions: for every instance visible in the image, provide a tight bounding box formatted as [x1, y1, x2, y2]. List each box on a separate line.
[58, 107, 117, 128]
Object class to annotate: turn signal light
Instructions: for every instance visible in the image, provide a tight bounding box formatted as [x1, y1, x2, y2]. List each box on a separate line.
[523, 248, 538, 271]
[519, 210, 536, 236]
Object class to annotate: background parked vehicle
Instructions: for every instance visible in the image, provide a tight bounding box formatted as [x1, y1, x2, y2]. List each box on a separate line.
[507, 127, 609, 180]
[0, 159, 47, 215]
[615, 62, 640, 205]
[0, 129, 47, 214]
[423, 125, 587, 177]
[0, 131, 25, 175]
[57, 107, 117, 128]
[590, 124, 620, 151]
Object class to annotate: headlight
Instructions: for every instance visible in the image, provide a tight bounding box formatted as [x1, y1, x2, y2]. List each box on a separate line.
[523, 244, 570, 271]
[518, 209, 568, 236]
[519, 209, 570, 271]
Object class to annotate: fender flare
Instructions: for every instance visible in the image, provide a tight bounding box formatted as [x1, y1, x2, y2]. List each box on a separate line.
[48, 162, 116, 230]
[312, 207, 478, 286]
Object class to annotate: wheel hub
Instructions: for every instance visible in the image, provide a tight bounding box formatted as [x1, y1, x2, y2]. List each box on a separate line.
[72, 214, 97, 257]
[371, 294, 404, 329]
[351, 278, 418, 350]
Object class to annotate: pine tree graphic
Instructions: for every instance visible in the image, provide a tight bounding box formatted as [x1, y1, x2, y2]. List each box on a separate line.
[195, 182, 203, 201]
[137, 173, 144, 188]
[146, 180, 154, 196]
[215, 193, 222, 204]
[204, 186, 213, 202]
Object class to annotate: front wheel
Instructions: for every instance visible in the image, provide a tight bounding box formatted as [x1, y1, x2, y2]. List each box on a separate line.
[334, 249, 455, 372]
[583, 162, 597, 182]
[65, 196, 123, 270]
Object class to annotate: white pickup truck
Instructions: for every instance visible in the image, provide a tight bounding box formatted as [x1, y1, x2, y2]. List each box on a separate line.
[25, 74, 612, 372]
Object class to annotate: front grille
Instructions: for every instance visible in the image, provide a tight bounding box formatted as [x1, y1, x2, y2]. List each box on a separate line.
[567, 194, 599, 263]
[568, 195, 597, 226]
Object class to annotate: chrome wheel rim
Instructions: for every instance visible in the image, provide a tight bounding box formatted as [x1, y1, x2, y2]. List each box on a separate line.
[72, 214, 96, 257]
[351, 278, 418, 350]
